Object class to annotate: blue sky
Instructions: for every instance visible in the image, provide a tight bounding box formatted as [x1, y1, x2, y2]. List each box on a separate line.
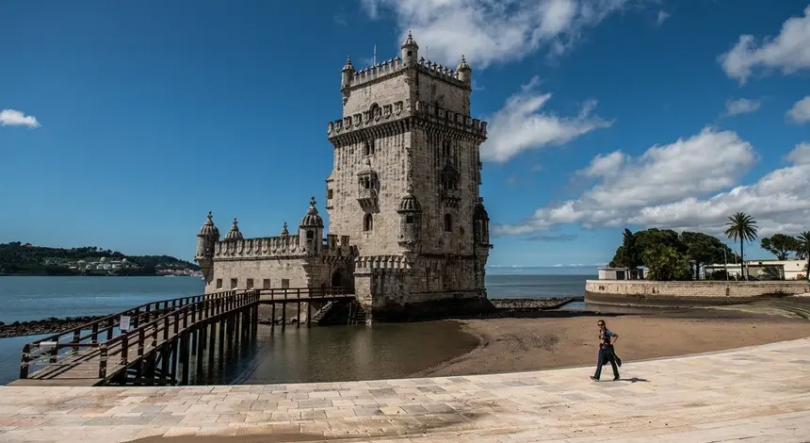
[1, 0, 809, 267]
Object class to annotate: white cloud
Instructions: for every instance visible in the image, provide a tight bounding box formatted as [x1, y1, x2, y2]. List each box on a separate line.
[718, 6, 810, 84]
[656, 10, 670, 25]
[494, 128, 767, 236]
[361, 0, 633, 67]
[480, 78, 612, 163]
[0, 109, 40, 128]
[724, 98, 761, 116]
[787, 96, 810, 124]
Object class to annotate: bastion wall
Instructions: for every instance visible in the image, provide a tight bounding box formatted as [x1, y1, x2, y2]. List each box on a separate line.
[585, 280, 810, 307]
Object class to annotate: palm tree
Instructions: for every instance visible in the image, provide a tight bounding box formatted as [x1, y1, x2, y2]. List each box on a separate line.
[797, 232, 810, 281]
[724, 212, 758, 280]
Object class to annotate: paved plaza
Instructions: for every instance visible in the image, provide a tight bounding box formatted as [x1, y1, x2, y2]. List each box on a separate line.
[0, 337, 808, 442]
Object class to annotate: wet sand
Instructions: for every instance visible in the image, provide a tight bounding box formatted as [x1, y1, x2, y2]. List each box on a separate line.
[421, 311, 810, 377]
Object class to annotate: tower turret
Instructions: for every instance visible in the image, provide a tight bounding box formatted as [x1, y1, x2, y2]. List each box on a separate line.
[298, 196, 324, 253]
[456, 55, 471, 85]
[195, 211, 220, 284]
[401, 31, 418, 66]
[473, 197, 491, 246]
[224, 217, 244, 241]
[341, 56, 354, 88]
[397, 185, 423, 250]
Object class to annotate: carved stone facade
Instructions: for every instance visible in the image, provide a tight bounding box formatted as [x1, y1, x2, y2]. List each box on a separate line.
[196, 33, 493, 321]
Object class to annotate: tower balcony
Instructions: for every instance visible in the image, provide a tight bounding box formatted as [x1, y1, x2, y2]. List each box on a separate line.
[357, 188, 379, 212]
[441, 189, 461, 208]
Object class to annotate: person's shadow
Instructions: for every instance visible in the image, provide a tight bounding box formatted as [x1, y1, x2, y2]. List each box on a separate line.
[615, 377, 648, 383]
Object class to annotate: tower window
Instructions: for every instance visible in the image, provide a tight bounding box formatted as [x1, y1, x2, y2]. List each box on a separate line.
[363, 139, 375, 156]
[407, 51, 412, 57]
[442, 140, 452, 157]
[307, 230, 314, 240]
[364, 213, 374, 231]
[406, 215, 414, 224]
[444, 214, 453, 232]
[327, 189, 334, 199]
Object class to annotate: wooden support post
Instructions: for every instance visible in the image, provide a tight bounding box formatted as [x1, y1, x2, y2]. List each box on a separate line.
[282, 295, 287, 329]
[218, 319, 225, 362]
[19, 344, 30, 379]
[208, 320, 216, 368]
[234, 312, 240, 350]
[98, 345, 108, 379]
[169, 340, 177, 382]
[195, 325, 205, 381]
[107, 318, 114, 340]
[307, 302, 312, 328]
[271, 302, 276, 332]
[180, 334, 190, 385]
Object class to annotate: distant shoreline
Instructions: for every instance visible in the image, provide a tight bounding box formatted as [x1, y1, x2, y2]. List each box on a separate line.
[0, 274, 201, 277]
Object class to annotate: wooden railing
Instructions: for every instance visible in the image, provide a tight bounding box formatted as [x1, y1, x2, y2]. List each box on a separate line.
[96, 290, 259, 380]
[258, 286, 351, 300]
[19, 290, 256, 380]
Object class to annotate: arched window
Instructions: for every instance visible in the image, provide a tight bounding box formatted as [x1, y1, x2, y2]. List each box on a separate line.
[444, 214, 453, 232]
[364, 213, 374, 231]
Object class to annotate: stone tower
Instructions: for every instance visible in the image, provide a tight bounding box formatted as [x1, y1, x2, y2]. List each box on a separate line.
[326, 32, 493, 320]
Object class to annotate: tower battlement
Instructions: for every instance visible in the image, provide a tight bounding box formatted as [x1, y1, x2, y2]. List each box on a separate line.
[345, 56, 469, 91]
[212, 234, 352, 260]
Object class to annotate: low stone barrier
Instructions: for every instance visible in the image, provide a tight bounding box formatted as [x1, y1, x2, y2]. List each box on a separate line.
[490, 297, 582, 310]
[586, 280, 810, 307]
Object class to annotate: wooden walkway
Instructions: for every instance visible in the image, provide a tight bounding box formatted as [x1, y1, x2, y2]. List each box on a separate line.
[256, 287, 359, 328]
[14, 290, 260, 387]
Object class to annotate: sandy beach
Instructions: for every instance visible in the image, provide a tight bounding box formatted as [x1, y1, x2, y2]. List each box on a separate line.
[421, 311, 810, 377]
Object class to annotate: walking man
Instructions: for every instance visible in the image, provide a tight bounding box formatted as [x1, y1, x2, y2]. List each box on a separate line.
[590, 319, 620, 381]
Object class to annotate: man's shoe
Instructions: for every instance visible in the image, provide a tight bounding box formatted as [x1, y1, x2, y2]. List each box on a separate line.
[590, 376, 599, 381]
[613, 377, 620, 381]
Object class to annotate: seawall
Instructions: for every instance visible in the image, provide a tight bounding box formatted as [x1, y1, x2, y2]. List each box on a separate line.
[585, 280, 810, 308]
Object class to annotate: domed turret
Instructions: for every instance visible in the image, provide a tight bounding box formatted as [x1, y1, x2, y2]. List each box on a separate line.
[473, 197, 491, 246]
[298, 196, 324, 254]
[225, 217, 244, 241]
[341, 55, 354, 89]
[456, 54, 471, 85]
[198, 211, 220, 238]
[401, 31, 418, 65]
[397, 185, 422, 248]
[398, 185, 422, 213]
[195, 211, 220, 284]
[299, 196, 324, 228]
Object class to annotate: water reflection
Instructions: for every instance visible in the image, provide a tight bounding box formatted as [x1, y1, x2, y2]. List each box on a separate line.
[207, 321, 477, 385]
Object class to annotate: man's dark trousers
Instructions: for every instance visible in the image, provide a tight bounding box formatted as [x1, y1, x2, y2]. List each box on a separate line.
[594, 347, 619, 380]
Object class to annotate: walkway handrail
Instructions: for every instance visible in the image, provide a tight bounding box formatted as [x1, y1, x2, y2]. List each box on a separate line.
[19, 290, 249, 379]
[258, 287, 349, 299]
[97, 290, 260, 379]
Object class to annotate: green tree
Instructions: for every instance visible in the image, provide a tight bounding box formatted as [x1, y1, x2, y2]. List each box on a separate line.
[760, 234, 800, 260]
[642, 244, 692, 281]
[680, 231, 732, 279]
[724, 212, 758, 280]
[608, 229, 643, 269]
[797, 232, 810, 281]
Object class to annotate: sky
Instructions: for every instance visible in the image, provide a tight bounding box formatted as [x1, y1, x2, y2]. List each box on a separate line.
[1, 0, 809, 267]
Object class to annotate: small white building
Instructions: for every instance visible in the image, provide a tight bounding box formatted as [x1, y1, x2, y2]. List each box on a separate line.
[598, 267, 646, 280]
[704, 259, 807, 281]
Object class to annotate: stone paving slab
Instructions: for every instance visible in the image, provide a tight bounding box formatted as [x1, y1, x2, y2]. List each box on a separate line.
[0, 337, 808, 442]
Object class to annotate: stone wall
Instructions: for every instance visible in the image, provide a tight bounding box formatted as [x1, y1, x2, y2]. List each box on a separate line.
[586, 280, 810, 307]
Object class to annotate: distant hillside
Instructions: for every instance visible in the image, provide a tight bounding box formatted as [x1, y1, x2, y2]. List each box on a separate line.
[0, 242, 200, 276]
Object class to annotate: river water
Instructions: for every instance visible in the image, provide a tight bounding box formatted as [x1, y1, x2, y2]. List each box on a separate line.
[0, 269, 594, 385]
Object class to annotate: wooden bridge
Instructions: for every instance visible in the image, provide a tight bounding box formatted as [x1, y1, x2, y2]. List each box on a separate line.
[14, 287, 358, 387]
